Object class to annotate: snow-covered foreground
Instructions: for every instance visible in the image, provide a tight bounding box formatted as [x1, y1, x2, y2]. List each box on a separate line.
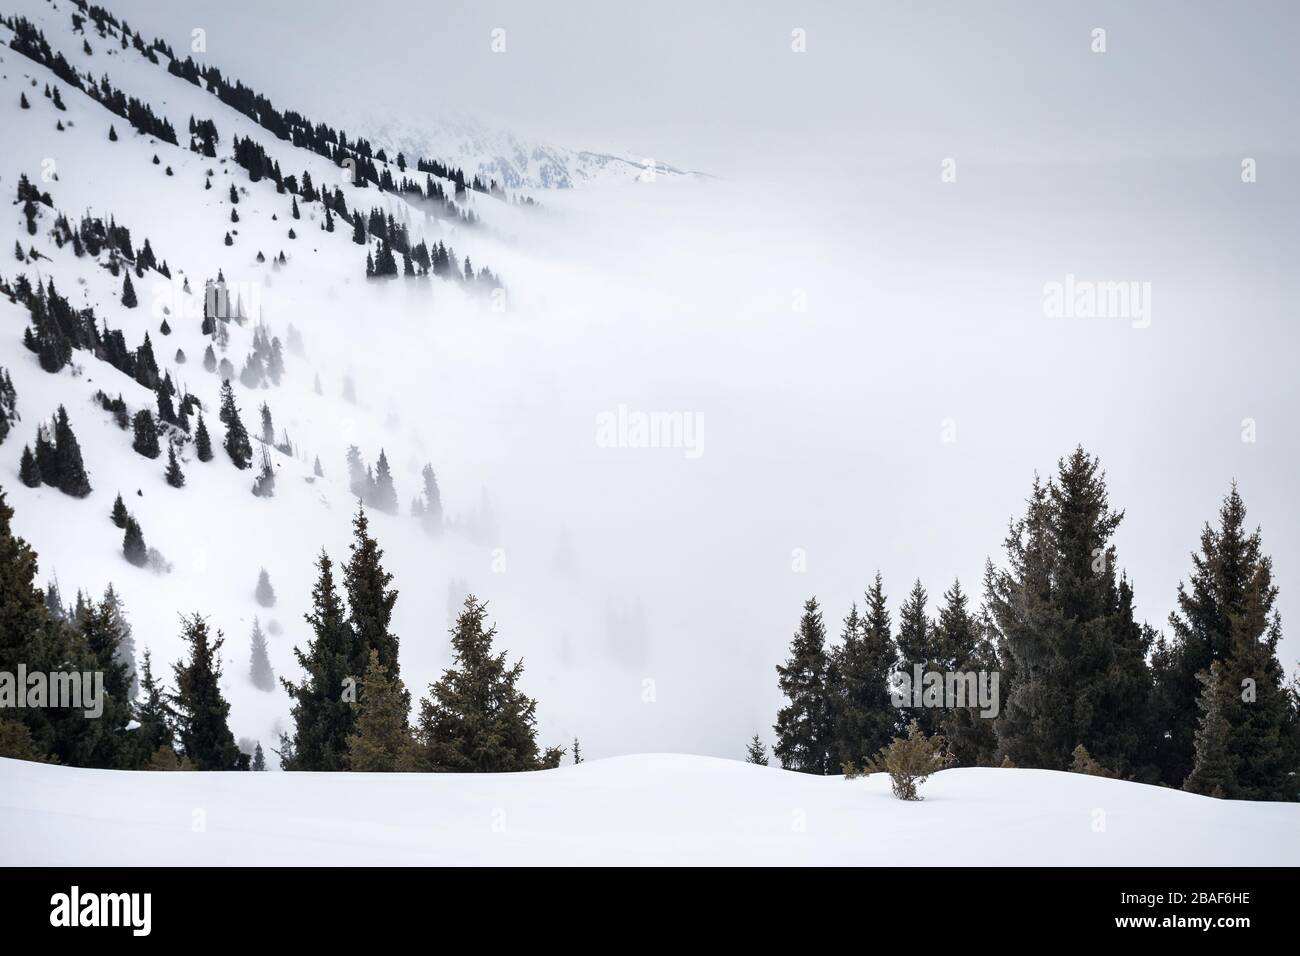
[2, 754, 1296, 866]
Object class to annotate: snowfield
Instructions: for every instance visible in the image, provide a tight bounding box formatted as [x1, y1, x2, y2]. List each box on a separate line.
[2, 754, 1297, 866]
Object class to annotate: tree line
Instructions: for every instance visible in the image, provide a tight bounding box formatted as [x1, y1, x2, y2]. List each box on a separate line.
[764, 447, 1299, 801]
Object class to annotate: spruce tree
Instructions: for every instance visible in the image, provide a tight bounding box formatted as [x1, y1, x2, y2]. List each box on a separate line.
[194, 412, 213, 461]
[417, 596, 563, 771]
[343, 505, 399, 680]
[283, 550, 358, 771]
[1183, 661, 1235, 798]
[164, 442, 185, 487]
[122, 516, 147, 567]
[219, 381, 252, 468]
[121, 273, 137, 308]
[345, 648, 417, 771]
[894, 579, 940, 736]
[131, 409, 160, 459]
[170, 614, 248, 770]
[745, 734, 769, 766]
[372, 449, 399, 513]
[251, 742, 266, 771]
[987, 449, 1157, 778]
[934, 580, 999, 767]
[19, 446, 41, 487]
[34, 424, 58, 486]
[255, 568, 276, 607]
[110, 493, 129, 528]
[420, 463, 443, 533]
[248, 617, 276, 691]
[103, 583, 137, 699]
[49, 411, 92, 500]
[830, 574, 898, 769]
[1153, 483, 1296, 796]
[773, 597, 835, 774]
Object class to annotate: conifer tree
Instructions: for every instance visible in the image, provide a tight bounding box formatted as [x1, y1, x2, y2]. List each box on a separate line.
[894, 579, 940, 735]
[987, 449, 1158, 779]
[102, 583, 137, 699]
[75, 594, 134, 768]
[164, 442, 185, 487]
[131, 409, 160, 459]
[19, 445, 41, 487]
[773, 597, 835, 774]
[345, 648, 418, 771]
[420, 463, 443, 533]
[372, 449, 399, 513]
[745, 734, 769, 766]
[573, 737, 583, 764]
[249, 617, 276, 691]
[122, 516, 147, 567]
[219, 381, 252, 468]
[110, 493, 129, 528]
[1152, 483, 1296, 796]
[830, 574, 898, 769]
[170, 614, 248, 770]
[343, 505, 400, 680]
[416, 595, 563, 771]
[255, 568, 276, 608]
[121, 273, 137, 308]
[194, 412, 213, 461]
[934, 580, 999, 767]
[1183, 661, 1235, 798]
[34, 424, 58, 486]
[283, 550, 358, 771]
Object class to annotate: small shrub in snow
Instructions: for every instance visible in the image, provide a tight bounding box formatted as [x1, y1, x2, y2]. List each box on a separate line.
[845, 720, 952, 801]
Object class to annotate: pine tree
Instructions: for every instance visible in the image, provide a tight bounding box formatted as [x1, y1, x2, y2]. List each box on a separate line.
[170, 614, 248, 770]
[248, 617, 276, 691]
[345, 648, 417, 771]
[255, 568, 276, 608]
[219, 381, 252, 468]
[343, 505, 400, 680]
[164, 442, 185, 487]
[573, 737, 583, 764]
[122, 516, 147, 567]
[420, 463, 442, 533]
[773, 597, 835, 774]
[283, 550, 358, 771]
[417, 596, 564, 771]
[74, 594, 134, 768]
[34, 424, 58, 486]
[745, 734, 769, 766]
[131, 409, 160, 459]
[251, 742, 266, 771]
[194, 412, 213, 461]
[121, 273, 137, 308]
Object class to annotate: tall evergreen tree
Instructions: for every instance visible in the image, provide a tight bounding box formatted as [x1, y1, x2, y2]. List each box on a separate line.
[987, 448, 1157, 779]
[830, 574, 898, 769]
[131, 409, 160, 459]
[416, 595, 563, 772]
[934, 580, 999, 767]
[894, 579, 941, 735]
[164, 441, 185, 487]
[194, 412, 213, 462]
[121, 272, 137, 308]
[773, 597, 835, 774]
[170, 614, 248, 770]
[133, 647, 174, 763]
[249, 617, 276, 691]
[52, 407, 91, 497]
[371, 449, 399, 513]
[343, 505, 399, 680]
[1183, 661, 1236, 799]
[219, 381, 251, 468]
[102, 583, 137, 699]
[255, 568, 276, 607]
[122, 516, 147, 567]
[1152, 483, 1297, 796]
[283, 551, 358, 771]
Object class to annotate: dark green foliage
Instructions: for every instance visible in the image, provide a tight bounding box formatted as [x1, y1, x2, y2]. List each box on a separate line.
[121, 272, 137, 308]
[985, 448, 1158, 780]
[110, 493, 129, 528]
[1183, 662, 1234, 798]
[416, 596, 563, 772]
[19, 446, 41, 487]
[371, 449, 398, 513]
[283, 551, 359, 771]
[131, 408, 160, 458]
[164, 442, 185, 487]
[194, 412, 213, 461]
[934, 580, 999, 767]
[343, 505, 400, 680]
[345, 648, 418, 771]
[218, 381, 251, 468]
[773, 597, 836, 774]
[170, 614, 248, 770]
[894, 579, 940, 736]
[745, 734, 768, 766]
[829, 574, 899, 769]
[52, 406, 91, 496]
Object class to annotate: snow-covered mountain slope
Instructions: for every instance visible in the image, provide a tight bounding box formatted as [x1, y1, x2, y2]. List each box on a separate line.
[358, 110, 696, 191]
[3, 754, 1297, 865]
[0, 0, 591, 761]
